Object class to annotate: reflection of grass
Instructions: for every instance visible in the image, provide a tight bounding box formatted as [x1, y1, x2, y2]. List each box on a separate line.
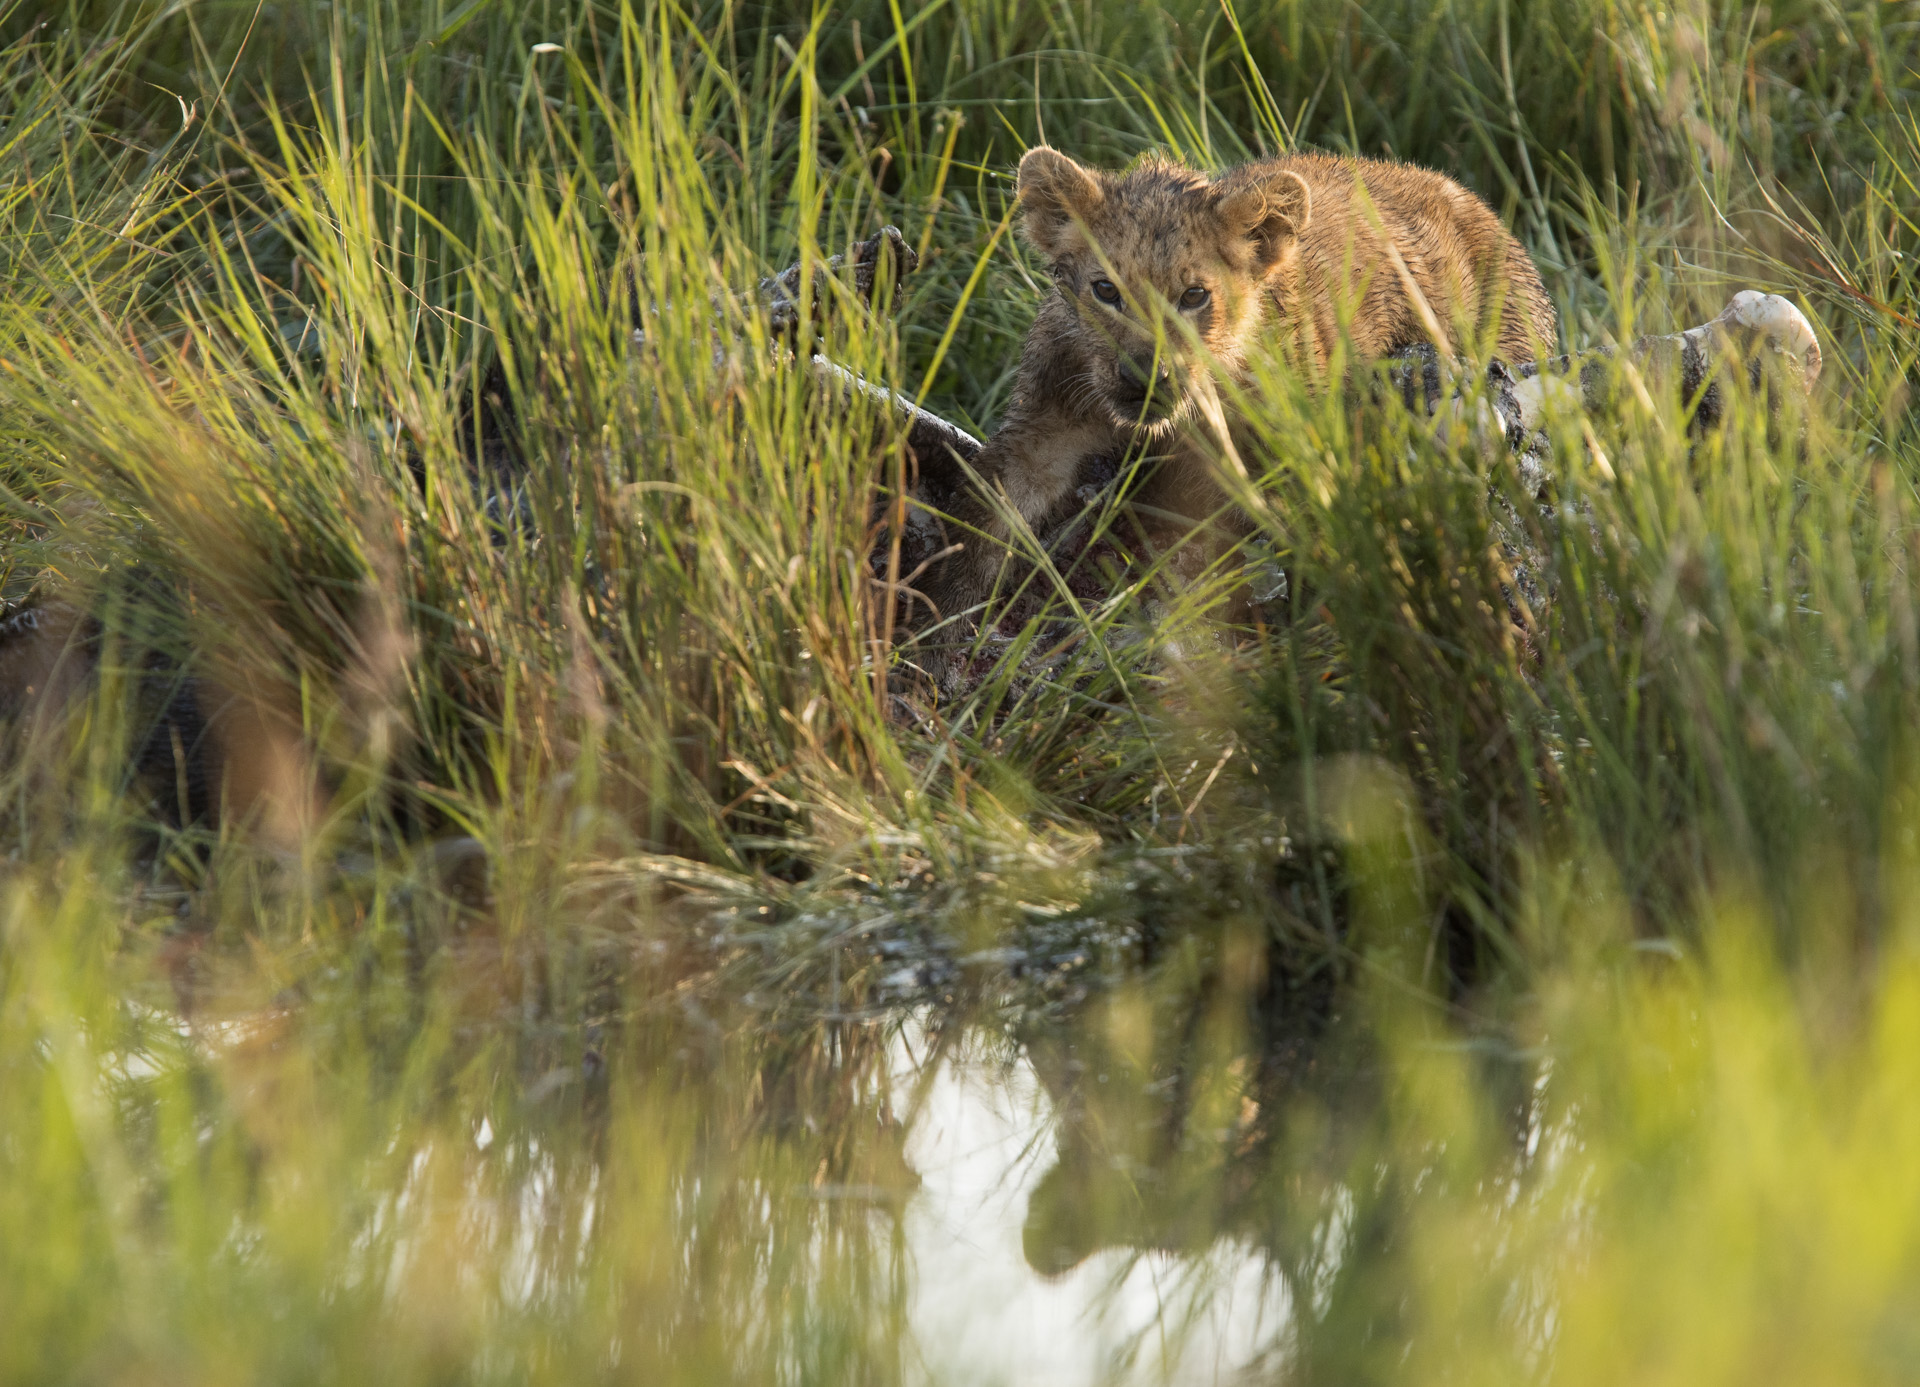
[5, 0, 1920, 1378]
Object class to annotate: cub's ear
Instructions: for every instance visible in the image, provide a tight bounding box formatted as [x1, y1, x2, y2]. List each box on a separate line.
[1017, 146, 1106, 259]
[1212, 168, 1311, 272]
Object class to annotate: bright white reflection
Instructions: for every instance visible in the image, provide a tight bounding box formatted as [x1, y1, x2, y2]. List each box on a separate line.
[900, 1030, 1292, 1386]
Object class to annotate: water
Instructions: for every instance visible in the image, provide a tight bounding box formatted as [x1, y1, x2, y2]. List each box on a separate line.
[901, 1030, 1294, 1385]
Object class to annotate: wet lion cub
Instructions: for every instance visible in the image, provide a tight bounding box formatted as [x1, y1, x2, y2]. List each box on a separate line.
[925, 146, 1556, 634]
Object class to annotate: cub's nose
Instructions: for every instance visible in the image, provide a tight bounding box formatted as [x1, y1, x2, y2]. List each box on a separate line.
[1116, 354, 1172, 401]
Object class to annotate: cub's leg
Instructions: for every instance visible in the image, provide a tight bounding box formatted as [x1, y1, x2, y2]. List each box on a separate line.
[922, 411, 1119, 641]
[1117, 444, 1261, 618]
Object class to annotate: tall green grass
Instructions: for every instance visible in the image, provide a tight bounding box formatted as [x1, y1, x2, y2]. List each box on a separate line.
[6, 0, 1920, 1380]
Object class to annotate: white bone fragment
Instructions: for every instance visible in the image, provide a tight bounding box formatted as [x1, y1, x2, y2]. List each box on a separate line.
[1716, 290, 1822, 382]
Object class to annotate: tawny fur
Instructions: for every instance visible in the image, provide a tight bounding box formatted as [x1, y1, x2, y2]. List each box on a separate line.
[925, 146, 1556, 639]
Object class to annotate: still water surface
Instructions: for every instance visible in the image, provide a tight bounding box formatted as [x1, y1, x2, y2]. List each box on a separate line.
[900, 1033, 1293, 1385]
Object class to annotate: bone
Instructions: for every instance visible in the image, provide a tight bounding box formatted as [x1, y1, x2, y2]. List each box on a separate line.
[1710, 291, 1823, 382]
[760, 226, 919, 339]
[1404, 292, 1819, 490]
[1506, 291, 1822, 438]
[808, 355, 984, 466]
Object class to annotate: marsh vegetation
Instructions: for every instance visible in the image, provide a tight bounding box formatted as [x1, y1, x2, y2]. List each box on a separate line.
[5, 0, 1920, 1380]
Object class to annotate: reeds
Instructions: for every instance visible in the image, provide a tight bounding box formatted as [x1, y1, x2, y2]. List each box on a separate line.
[5, 0, 1920, 1379]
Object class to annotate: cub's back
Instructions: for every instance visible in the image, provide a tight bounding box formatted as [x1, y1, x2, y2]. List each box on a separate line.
[1229, 151, 1555, 364]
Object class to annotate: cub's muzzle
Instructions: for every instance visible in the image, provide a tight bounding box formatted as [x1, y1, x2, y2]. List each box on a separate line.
[1113, 353, 1176, 417]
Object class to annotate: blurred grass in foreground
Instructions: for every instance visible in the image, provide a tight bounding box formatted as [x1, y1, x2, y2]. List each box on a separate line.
[6, 0, 1920, 1380]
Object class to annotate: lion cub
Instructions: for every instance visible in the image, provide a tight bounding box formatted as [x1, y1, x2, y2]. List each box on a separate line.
[925, 146, 1556, 635]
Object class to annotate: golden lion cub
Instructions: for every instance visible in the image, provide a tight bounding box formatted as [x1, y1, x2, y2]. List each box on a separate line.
[927, 146, 1557, 632]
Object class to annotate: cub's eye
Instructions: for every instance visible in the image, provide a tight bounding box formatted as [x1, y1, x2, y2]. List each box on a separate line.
[1179, 285, 1211, 311]
[1090, 278, 1122, 306]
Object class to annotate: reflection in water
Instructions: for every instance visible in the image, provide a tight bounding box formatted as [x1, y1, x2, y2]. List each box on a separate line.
[901, 1030, 1294, 1385]
[74, 859, 1431, 1384]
